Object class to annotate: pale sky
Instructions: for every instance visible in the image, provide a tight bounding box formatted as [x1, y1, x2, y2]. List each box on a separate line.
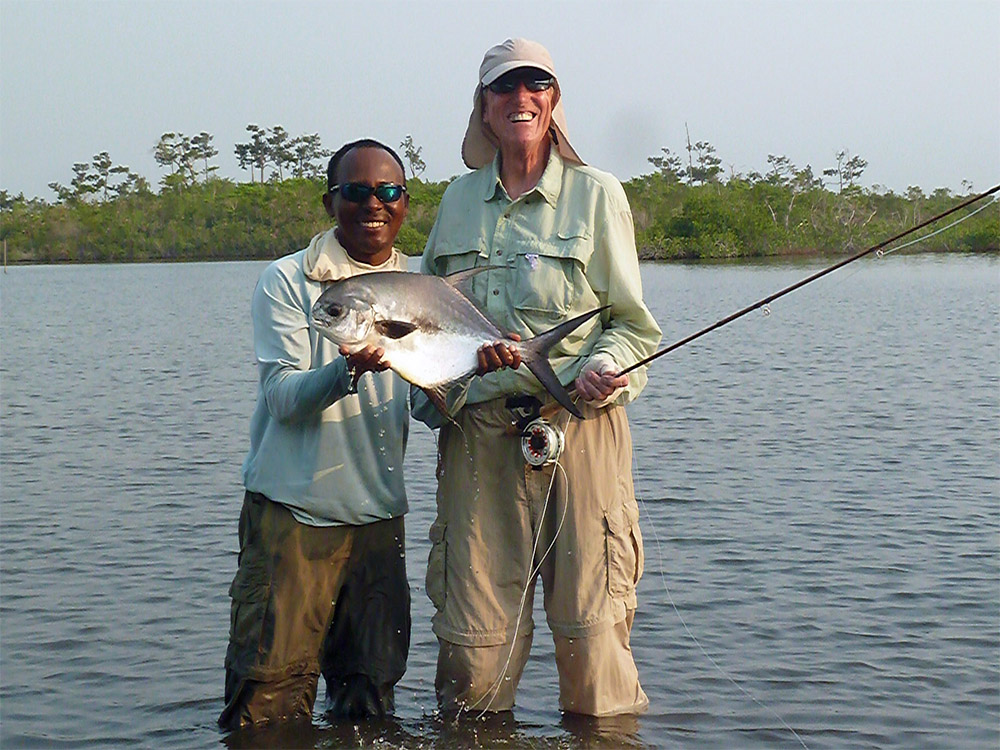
[2, 0, 998, 201]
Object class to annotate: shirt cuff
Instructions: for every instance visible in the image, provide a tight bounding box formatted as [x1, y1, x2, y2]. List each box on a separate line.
[579, 353, 624, 409]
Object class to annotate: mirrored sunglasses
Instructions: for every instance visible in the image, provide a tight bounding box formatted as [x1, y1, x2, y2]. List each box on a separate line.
[486, 69, 555, 95]
[330, 182, 406, 204]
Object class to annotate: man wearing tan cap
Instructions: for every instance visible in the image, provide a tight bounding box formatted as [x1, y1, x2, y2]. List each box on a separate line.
[413, 38, 661, 717]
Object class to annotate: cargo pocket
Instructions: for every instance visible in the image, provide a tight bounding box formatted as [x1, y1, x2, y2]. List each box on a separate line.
[425, 521, 447, 611]
[228, 554, 272, 657]
[604, 499, 643, 599]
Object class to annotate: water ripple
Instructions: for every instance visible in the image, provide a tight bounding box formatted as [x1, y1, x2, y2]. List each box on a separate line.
[2, 256, 998, 749]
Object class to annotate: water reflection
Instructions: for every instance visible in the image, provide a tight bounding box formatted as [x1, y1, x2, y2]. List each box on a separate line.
[560, 712, 646, 748]
[220, 709, 649, 749]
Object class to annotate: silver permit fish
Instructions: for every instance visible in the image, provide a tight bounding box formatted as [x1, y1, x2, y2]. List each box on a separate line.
[310, 268, 604, 419]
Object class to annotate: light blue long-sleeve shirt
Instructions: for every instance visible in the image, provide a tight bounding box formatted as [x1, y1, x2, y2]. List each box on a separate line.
[242, 229, 410, 526]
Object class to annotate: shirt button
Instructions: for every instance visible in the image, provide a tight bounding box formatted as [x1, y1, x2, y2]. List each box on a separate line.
[495, 250, 502, 256]
[493, 289, 500, 295]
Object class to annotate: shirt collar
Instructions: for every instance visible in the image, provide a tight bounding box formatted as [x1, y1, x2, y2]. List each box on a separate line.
[481, 145, 564, 208]
[534, 146, 563, 208]
[303, 227, 404, 282]
[482, 154, 504, 202]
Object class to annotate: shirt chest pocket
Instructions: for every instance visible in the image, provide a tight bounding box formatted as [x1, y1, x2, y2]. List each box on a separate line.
[434, 239, 487, 273]
[511, 227, 593, 316]
[433, 240, 490, 297]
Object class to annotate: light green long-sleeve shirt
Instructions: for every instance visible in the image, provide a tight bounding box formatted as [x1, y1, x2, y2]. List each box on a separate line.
[413, 148, 661, 425]
[242, 229, 410, 526]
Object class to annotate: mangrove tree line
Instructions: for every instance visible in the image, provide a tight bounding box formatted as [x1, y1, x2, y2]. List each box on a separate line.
[1, 127, 995, 264]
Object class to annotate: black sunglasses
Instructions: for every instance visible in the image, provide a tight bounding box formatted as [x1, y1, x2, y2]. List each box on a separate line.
[329, 182, 406, 204]
[485, 69, 555, 95]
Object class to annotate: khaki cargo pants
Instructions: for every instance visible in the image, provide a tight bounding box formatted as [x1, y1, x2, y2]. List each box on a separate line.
[426, 398, 648, 716]
[219, 492, 410, 730]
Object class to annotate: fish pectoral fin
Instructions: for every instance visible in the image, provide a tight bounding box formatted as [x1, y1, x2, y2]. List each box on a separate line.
[373, 319, 419, 339]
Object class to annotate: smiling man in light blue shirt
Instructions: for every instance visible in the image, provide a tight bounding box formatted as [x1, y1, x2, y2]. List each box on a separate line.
[220, 139, 414, 731]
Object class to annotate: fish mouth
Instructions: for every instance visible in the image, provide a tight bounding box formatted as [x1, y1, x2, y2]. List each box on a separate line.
[309, 302, 333, 327]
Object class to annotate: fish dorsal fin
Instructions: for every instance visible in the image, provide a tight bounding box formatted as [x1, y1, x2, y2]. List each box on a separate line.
[443, 265, 504, 288]
[374, 319, 419, 339]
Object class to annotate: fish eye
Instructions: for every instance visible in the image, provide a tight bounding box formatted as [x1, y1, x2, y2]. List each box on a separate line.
[328, 303, 343, 318]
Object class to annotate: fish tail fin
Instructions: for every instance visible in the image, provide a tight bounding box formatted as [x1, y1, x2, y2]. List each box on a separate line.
[520, 306, 609, 419]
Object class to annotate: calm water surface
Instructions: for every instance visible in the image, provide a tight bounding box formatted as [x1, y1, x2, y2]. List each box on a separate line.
[1, 254, 997, 749]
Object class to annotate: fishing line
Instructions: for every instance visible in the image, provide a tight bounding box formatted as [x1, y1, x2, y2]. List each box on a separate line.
[616, 185, 1000, 380]
[613, 190, 999, 747]
[465, 409, 573, 720]
[469, 429, 570, 717]
[634, 486, 811, 749]
[448, 187, 996, 730]
[879, 195, 997, 257]
[824, 195, 998, 290]
[529, 188, 999, 427]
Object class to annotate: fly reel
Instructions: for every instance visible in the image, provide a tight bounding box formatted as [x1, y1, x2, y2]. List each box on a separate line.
[520, 418, 564, 468]
[506, 395, 565, 469]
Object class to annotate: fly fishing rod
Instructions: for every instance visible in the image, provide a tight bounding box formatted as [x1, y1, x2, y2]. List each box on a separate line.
[520, 184, 999, 446]
[617, 183, 999, 378]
